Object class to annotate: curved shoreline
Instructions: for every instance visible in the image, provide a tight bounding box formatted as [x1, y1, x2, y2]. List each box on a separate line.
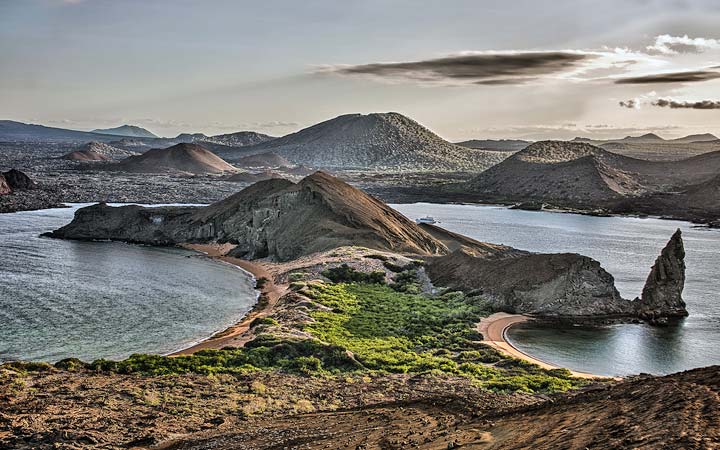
[170, 244, 287, 356]
[477, 313, 612, 380]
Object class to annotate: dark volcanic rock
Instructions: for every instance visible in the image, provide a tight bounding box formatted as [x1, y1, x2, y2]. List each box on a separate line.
[426, 248, 628, 318]
[3, 169, 37, 190]
[425, 227, 688, 323]
[637, 228, 687, 322]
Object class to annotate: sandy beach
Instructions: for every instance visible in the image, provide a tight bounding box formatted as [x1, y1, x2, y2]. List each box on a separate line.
[477, 312, 609, 379]
[173, 244, 610, 379]
[171, 243, 287, 355]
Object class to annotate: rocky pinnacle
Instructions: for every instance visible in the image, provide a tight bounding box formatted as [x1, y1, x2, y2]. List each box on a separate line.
[638, 228, 688, 323]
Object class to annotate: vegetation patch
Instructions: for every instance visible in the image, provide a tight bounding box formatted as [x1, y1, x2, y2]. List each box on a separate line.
[70, 279, 584, 393]
[301, 282, 584, 393]
[322, 264, 385, 284]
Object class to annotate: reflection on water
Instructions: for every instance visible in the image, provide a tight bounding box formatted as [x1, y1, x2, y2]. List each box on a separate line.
[0, 204, 257, 363]
[392, 203, 720, 376]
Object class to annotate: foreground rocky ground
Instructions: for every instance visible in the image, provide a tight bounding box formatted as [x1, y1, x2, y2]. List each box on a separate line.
[1, 364, 717, 449]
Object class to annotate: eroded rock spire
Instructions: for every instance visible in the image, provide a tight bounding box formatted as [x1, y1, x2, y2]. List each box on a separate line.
[637, 228, 688, 323]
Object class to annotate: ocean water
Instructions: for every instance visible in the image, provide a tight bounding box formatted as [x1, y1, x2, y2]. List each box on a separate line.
[392, 203, 720, 377]
[0, 204, 257, 363]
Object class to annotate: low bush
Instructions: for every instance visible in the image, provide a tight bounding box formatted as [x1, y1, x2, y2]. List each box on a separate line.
[322, 264, 385, 284]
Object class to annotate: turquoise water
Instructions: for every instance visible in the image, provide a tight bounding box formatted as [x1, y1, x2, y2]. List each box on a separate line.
[392, 203, 720, 377]
[0, 204, 257, 363]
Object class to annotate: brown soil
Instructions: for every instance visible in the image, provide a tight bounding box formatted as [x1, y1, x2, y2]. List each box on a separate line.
[0, 370, 534, 449]
[157, 366, 719, 450]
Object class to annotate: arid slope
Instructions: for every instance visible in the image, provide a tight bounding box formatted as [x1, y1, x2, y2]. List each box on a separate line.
[223, 113, 506, 172]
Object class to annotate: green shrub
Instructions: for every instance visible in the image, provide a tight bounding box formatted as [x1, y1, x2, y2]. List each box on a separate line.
[300, 282, 585, 393]
[322, 264, 385, 284]
[288, 272, 305, 282]
[391, 269, 421, 294]
[54, 358, 87, 371]
[4, 361, 54, 373]
[250, 317, 279, 328]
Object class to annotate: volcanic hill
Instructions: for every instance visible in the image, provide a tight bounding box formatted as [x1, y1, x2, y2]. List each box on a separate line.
[91, 125, 158, 138]
[113, 143, 237, 174]
[221, 113, 506, 172]
[62, 142, 137, 161]
[461, 141, 720, 210]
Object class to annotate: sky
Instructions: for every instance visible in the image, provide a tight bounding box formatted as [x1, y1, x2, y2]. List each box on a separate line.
[1, 0, 719, 140]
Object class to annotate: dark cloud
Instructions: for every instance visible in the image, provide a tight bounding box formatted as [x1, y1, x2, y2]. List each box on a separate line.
[329, 52, 592, 85]
[619, 99, 638, 108]
[615, 69, 720, 84]
[652, 99, 720, 109]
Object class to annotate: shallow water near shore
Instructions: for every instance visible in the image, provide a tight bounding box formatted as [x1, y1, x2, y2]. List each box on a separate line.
[392, 203, 720, 377]
[0, 204, 257, 363]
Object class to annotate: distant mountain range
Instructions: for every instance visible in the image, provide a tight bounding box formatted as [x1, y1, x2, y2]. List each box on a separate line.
[3, 117, 719, 172]
[455, 139, 531, 152]
[91, 125, 159, 139]
[218, 113, 506, 172]
[0, 120, 276, 159]
[572, 132, 718, 145]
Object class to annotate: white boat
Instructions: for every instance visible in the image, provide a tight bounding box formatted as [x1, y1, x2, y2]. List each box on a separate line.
[415, 216, 437, 224]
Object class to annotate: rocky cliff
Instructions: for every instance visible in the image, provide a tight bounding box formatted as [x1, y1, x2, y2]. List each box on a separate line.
[48, 172, 446, 260]
[637, 229, 687, 322]
[425, 229, 687, 322]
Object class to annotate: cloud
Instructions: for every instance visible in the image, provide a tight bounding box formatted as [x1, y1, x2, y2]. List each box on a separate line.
[614, 69, 720, 84]
[619, 99, 639, 108]
[320, 51, 595, 86]
[652, 99, 720, 109]
[646, 34, 720, 55]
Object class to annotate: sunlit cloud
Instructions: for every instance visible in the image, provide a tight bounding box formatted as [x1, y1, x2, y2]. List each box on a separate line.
[646, 34, 720, 55]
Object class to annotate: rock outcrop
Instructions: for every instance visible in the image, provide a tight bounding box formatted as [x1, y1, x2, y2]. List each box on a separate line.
[48, 172, 447, 260]
[426, 248, 628, 318]
[2, 169, 37, 190]
[0, 174, 11, 195]
[637, 229, 687, 322]
[425, 228, 687, 322]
